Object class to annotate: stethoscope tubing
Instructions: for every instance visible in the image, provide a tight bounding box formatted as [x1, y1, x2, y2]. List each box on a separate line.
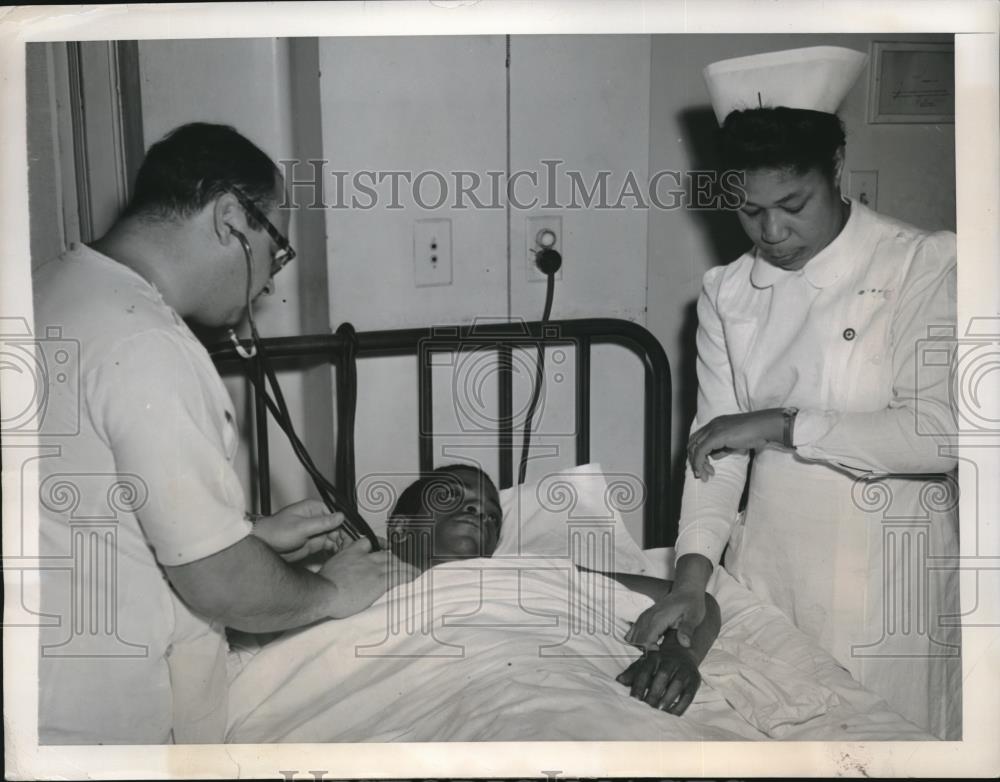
[227, 227, 381, 550]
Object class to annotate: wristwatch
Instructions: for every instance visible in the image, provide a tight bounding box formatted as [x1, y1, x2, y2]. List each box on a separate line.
[781, 407, 799, 449]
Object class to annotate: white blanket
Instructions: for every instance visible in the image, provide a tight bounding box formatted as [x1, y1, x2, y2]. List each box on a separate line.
[225, 557, 933, 742]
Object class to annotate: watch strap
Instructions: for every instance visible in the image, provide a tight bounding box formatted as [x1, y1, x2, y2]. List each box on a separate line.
[782, 407, 799, 448]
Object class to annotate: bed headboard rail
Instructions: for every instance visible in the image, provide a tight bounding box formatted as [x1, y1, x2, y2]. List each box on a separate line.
[211, 317, 674, 547]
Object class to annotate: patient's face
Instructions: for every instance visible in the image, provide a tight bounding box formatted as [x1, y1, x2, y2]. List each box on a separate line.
[391, 467, 502, 567]
[429, 468, 502, 560]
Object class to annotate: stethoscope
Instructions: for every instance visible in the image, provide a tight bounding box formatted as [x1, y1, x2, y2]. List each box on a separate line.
[226, 229, 260, 359]
[225, 227, 381, 550]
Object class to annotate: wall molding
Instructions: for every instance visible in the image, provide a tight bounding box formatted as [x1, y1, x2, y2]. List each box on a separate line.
[66, 41, 144, 242]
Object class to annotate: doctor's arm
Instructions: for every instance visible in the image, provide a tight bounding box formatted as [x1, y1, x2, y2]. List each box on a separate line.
[91, 333, 411, 634]
[792, 233, 957, 475]
[163, 535, 398, 632]
[249, 500, 351, 561]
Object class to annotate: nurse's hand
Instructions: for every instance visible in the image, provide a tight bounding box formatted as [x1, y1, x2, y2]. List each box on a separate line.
[318, 537, 419, 618]
[625, 588, 706, 650]
[251, 499, 349, 562]
[687, 409, 784, 480]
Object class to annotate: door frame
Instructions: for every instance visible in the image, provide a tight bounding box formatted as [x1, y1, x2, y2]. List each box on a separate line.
[65, 40, 144, 242]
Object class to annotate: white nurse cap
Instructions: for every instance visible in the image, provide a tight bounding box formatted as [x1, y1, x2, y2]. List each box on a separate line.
[703, 45, 868, 125]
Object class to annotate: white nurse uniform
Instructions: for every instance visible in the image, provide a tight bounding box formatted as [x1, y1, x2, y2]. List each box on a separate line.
[674, 198, 961, 739]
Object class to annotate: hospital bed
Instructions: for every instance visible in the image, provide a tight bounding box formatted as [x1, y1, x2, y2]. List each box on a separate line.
[211, 318, 934, 742]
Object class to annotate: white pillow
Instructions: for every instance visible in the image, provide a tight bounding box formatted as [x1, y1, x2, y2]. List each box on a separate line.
[494, 463, 655, 576]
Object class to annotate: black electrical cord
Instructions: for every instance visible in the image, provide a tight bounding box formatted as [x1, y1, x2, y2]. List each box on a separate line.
[230, 228, 381, 550]
[517, 247, 560, 485]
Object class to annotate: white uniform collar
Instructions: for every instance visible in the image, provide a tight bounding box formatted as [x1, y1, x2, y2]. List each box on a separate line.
[749, 197, 866, 289]
[71, 242, 190, 331]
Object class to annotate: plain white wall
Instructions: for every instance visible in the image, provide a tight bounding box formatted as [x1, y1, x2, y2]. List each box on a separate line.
[646, 33, 957, 519]
[320, 36, 509, 533]
[509, 35, 651, 539]
[320, 35, 652, 540]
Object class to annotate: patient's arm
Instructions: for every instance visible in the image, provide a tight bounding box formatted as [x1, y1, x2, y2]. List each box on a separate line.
[579, 567, 721, 716]
[577, 568, 721, 662]
[600, 571, 721, 665]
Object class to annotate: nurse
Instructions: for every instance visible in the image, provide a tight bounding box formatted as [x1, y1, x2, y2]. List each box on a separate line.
[626, 47, 960, 738]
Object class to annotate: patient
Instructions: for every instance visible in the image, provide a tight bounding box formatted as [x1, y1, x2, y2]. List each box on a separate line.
[386, 464, 722, 716]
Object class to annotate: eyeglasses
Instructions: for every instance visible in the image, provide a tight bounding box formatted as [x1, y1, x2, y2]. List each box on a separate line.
[230, 186, 296, 276]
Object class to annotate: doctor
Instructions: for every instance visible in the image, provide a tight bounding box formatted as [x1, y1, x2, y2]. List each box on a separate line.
[34, 123, 415, 744]
[627, 47, 960, 738]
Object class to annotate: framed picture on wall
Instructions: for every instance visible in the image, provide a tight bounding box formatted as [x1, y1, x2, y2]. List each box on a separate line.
[867, 40, 955, 123]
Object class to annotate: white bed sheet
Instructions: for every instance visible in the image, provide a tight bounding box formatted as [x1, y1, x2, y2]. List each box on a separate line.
[225, 553, 933, 742]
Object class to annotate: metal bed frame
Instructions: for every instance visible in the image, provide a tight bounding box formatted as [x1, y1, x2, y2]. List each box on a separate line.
[210, 317, 675, 547]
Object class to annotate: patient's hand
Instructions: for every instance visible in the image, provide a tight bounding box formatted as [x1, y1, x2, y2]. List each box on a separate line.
[617, 642, 701, 716]
[251, 499, 349, 562]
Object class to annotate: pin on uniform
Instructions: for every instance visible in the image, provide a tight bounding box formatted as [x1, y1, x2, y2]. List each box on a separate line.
[669, 46, 962, 739]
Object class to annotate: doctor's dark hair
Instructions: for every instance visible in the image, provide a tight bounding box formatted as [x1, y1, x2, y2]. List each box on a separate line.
[719, 107, 846, 180]
[123, 123, 278, 228]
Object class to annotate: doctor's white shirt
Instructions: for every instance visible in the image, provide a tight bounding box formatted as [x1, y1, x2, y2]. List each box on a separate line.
[33, 245, 252, 744]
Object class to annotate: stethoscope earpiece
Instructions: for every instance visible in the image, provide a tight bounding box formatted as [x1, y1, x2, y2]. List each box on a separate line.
[228, 223, 258, 359]
[229, 329, 257, 359]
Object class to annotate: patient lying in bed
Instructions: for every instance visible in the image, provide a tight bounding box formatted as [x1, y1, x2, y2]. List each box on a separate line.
[385, 464, 721, 716]
[225, 465, 934, 741]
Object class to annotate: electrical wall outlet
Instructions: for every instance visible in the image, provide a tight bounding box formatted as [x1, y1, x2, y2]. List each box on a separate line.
[848, 170, 878, 209]
[414, 218, 452, 287]
[526, 215, 563, 282]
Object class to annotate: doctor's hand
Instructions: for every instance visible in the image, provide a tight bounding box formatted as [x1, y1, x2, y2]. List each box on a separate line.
[617, 642, 702, 716]
[625, 588, 707, 650]
[251, 499, 349, 562]
[687, 409, 784, 480]
[318, 537, 419, 619]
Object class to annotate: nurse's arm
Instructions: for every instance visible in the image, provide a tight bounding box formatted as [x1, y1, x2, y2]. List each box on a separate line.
[608, 572, 721, 717]
[673, 267, 752, 567]
[163, 535, 403, 633]
[581, 569, 721, 664]
[793, 234, 957, 475]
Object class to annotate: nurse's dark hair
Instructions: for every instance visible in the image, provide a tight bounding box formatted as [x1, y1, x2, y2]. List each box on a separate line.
[719, 107, 846, 180]
[123, 122, 278, 228]
[387, 465, 498, 528]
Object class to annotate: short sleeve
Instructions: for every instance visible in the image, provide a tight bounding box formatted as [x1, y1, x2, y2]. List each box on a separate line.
[88, 330, 251, 564]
